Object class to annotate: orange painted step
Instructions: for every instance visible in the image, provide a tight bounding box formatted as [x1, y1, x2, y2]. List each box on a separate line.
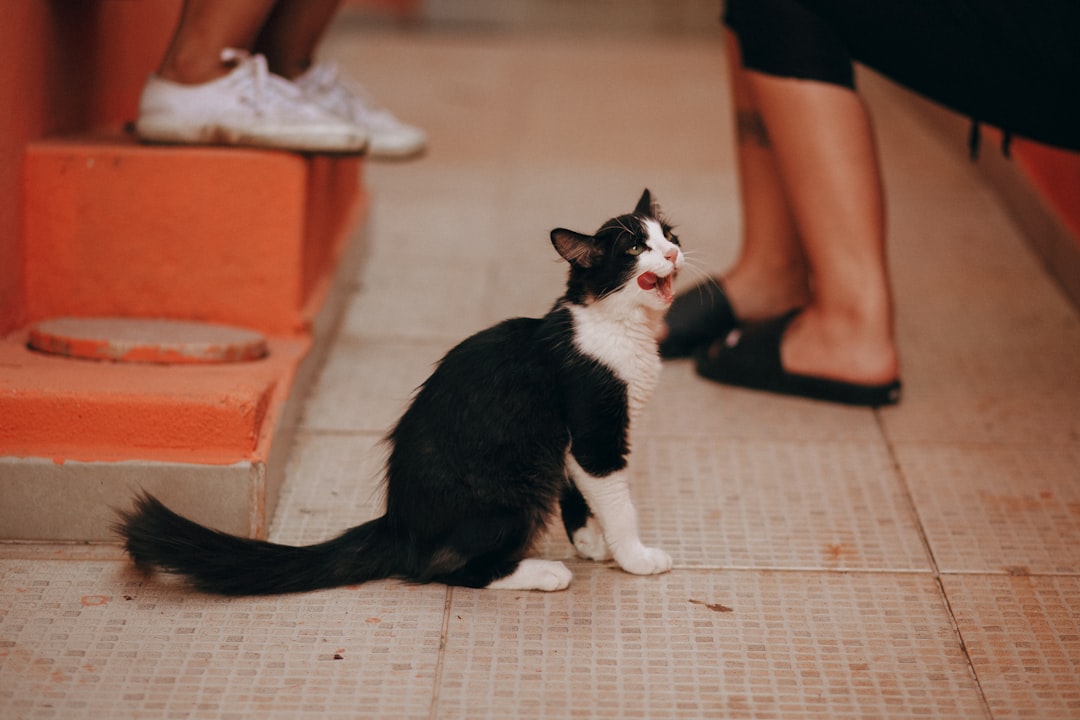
[7, 131, 367, 541]
[22, 130, 364, 336]
[0, 329, 308, 465]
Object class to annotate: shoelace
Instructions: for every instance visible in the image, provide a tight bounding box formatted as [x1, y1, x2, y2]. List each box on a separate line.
[220, 48, 320, 118]
[301, 60, 342, 94]
[302, 62, 401, 130]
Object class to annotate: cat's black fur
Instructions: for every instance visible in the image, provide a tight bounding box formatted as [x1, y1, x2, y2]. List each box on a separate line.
[116, 189, 681, 595]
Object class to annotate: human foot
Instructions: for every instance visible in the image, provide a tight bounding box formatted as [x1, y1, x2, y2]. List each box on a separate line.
[659, 277, 738, 358]
[659, 266, 810, 358]
[780, 306, 899, 387]
[694, 311, 900, 406]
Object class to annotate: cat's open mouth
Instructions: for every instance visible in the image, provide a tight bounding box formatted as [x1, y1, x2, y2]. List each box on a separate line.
[637, 271, 676, 304]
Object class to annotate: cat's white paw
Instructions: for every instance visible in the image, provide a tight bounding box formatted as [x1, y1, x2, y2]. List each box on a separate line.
[615, 544, 672, 576]
[486, 559, 573, 592]
[572, 517, 613, 562]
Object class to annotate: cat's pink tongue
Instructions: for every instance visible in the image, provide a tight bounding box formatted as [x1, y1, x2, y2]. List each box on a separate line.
[638, 272, 658, 291]
[638, 272, 675, 304]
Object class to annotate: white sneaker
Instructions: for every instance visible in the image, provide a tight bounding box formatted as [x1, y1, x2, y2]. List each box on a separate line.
[135, 49, 368, 154]
[296, 62, 428, 159]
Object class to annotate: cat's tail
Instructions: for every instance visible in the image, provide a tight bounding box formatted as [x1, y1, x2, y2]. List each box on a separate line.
[115, 492, 401, 596]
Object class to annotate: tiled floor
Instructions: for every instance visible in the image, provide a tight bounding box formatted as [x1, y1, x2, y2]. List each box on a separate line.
[4, 22, 1080, 720]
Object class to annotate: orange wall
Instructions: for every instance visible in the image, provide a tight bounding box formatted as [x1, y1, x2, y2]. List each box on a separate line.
[1013, 142, 1080, 243]
[0, 1, 181, 335]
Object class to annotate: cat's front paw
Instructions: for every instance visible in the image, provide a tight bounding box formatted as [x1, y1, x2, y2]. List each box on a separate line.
[572, 517, 613, 562]
[615, 544, 673, 576]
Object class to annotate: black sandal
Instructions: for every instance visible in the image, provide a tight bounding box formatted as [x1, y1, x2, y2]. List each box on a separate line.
[660, 278, 738, 359]
[693, 312, 902, 407]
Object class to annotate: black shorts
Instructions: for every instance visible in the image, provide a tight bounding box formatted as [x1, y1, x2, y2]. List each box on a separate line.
[723, 0, 1080, 151]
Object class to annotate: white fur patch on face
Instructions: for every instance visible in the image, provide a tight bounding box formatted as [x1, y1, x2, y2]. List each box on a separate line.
[634, 219, 683, 307]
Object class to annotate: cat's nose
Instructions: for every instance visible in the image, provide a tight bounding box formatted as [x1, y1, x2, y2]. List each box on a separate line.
[664, 247, 680, 264]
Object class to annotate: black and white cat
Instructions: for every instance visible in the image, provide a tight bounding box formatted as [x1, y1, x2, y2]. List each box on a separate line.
[117, 189, 684, 594]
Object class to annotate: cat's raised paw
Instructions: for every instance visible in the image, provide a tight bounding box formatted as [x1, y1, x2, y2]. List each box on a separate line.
[615, 545, 673, 576]
[486, 559, 573, 592]
[572, 517, 613, 562]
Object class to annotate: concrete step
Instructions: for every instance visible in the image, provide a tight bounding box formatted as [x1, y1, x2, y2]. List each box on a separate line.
[1, 132, 368, 543]
[0, 332, 307, 541]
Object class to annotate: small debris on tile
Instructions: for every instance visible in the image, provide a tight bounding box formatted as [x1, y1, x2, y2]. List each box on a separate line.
[689, 598, 733, 613]
[80, 595, 110, 607]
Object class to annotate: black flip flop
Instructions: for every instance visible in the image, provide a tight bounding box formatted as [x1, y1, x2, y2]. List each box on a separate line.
[693, 312, 902, 407]
[660, 278, 737, 359]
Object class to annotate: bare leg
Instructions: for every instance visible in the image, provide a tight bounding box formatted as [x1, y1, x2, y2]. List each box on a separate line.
[746, 70, 899, 385]
[254, 0, 342, 79]
[721, 32, 811, 322]
[157, 0, 276, 84]
[657, 33, 808, 353]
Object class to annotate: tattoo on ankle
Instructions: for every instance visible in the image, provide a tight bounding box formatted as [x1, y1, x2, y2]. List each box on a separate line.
[736, 110, 770, 148]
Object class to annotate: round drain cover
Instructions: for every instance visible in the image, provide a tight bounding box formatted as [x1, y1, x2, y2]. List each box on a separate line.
[28, 317, 268, 364]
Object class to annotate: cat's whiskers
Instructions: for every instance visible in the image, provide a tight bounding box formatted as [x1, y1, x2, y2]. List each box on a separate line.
[670, 250, 722, 306]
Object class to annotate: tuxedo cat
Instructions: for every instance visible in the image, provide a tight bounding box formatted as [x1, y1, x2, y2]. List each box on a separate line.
[117, 189, 683, 594]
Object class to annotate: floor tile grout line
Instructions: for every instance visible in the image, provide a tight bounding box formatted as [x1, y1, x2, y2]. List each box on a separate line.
[879, 436, 1080, 453]
[641, 429, 1080, 452]
[294, 427, 389, 439]
[937, 569, 1080, 578]
[325, 333, 463, 349]
[665, 565, 934, 574]
[929, 579, 995, 719]
[873, 411, 943, 577]
[873, 410, 996, 720]
[427, 586, 454, 720]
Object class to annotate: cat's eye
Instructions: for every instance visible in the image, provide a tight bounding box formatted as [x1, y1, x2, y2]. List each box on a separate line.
[626, 243, 646, 256]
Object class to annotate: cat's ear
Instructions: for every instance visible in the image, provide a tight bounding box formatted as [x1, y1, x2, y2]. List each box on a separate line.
[551, 228, 603, 268]
[634, 188, 657, 217]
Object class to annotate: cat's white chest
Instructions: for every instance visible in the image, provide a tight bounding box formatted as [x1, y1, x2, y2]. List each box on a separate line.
[568, 305, 662, 421]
